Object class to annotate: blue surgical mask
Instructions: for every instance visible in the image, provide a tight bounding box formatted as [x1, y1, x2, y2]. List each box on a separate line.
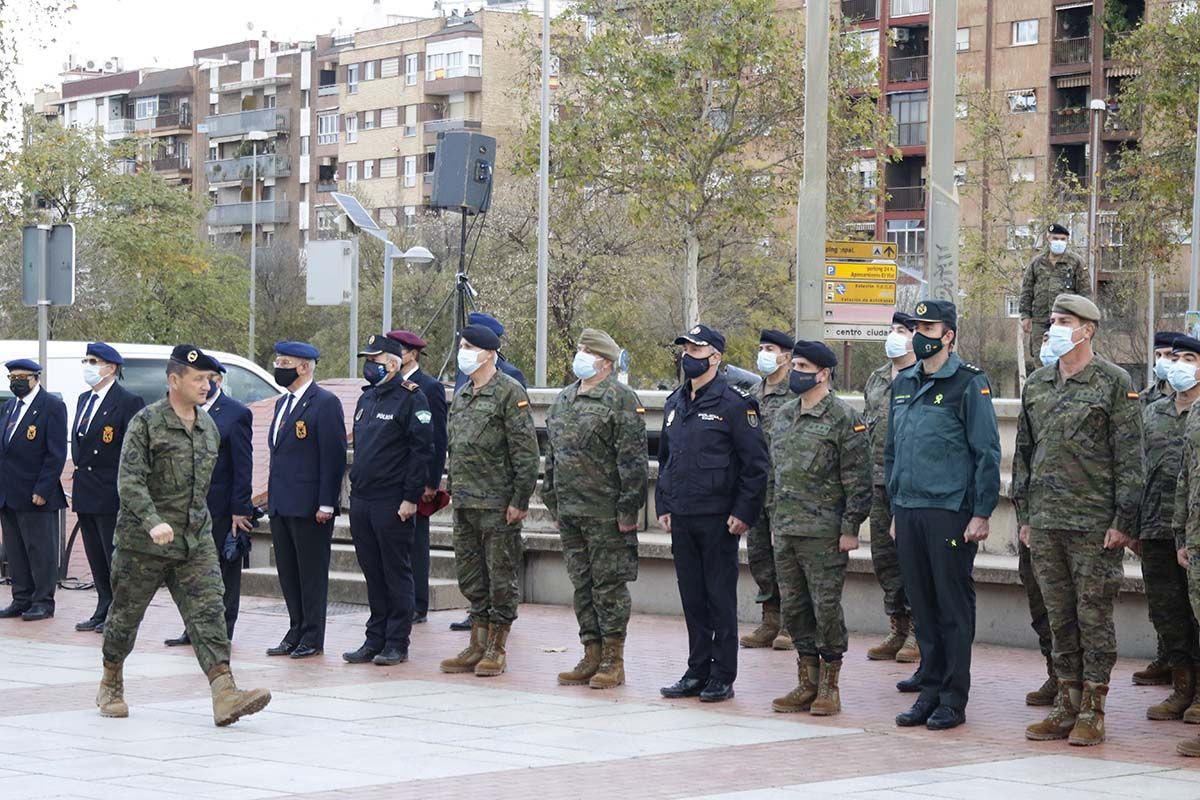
[1049, 239, 1068, 256]
[1168, 361, 1199, 393]
[457, 347, 482, 376]
[1039, 340, 1059, 368]
[1155, 356, 1173, 381]
[572, 351, 599, 380]
[1046, 324, 1080, 359]
[362, 361, 387, 385]
[83, 363, 103, 387]
[756, 351, 781, 375]
[885, 331, 911, 359]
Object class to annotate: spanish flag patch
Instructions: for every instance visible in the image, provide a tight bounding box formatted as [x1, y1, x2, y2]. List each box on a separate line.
[980, 388, 991, 396]
[635, 407, 646, 415]
[517, 399, 529, 408]
[1127, 392, 1140, 400]
[853, 423, 866, 432]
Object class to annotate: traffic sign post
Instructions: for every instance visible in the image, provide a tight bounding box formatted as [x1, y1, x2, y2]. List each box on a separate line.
[821, 240, 897, 342]
[22, 223, 76, 387]
[823, 280, 897, 305]
[825, 240, 898, 261]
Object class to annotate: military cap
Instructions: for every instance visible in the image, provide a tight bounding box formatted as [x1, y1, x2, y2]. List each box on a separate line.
[210, 357, 227, 374]
[5, 359, 42, 373]
[358, 333, 404, 358]
[274, 341, 320, 360]
[1155, 331, 1182, 349]
[892, 311, 916, 330]
[460, 323, 502, 351]
[1173, 335, 1200, 356]
[578, 328, 621, 363]
[467, 312, 506, 338]
[169, 344, 221, 373]
[791, 340, 837, 369]
[1048, 223, 1071, 237]
[387, 329, 428, 350]
[86, 342, 124, 365]
[1051, 293, 1101, 323]
[759, 329, 795, 351]
[674, 323, 726, 353]
[913, 299, 958, 331]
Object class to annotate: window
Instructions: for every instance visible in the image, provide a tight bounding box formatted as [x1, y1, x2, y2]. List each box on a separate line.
[318, 112, 339, 144]
[346, 162, 358, 183]
[1005, 295, 1021, 318]
[300, 136, 310, 156]
[403, 105, 417, 137]
[364, 160, 374, 180]
[208, 143, 218, 161]
[954, 162, 968, 186]
[1010, 157, 1035, 183]
[403, 156, 417, 187]
[363, 110, 375, 130]
[379, 157, 398, 178]
[404, 205, 417, 227]
[365, 60, 376, 81]
[345, 114, 358, 143]
[1007, 89, 1036, 114]
[1161, 292, 1188, 321]
[891, 0, 929, 16]
[855, 29, 880, 61]
[855, 158, 877, 189]
[1012, 19, 1039, 46]
[956, 27, 970, 52]
[381, 57, 399, 79]
[379, 207, 399, 227]
[446, 52, 463, 78]
[317, 208, 336, 231]
[347, 63, 359, 94]
[468, 53, 482, 76]
[890, 91, 928, 146]
[405, 54, 418, 85]
[264, 94, 277, 109]
[1007, 224, 1035, 250]
[135, 97, 159, 120]
[426, 52, 444, 80]
[380, 107, 399, 128]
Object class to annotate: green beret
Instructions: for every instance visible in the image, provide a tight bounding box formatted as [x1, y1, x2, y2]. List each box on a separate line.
[1051, 293, 1101, 324]
[579, 328, 621, 363]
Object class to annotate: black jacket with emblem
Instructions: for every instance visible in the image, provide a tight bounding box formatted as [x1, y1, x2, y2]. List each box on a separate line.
[350, 375, 433, 504]
[71, 381, 145, 515]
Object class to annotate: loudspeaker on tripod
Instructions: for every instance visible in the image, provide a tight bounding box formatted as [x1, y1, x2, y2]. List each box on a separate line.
[431, 131, 497, 215]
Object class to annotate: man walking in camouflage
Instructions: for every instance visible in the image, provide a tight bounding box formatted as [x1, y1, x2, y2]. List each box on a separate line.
[1016, 295, 1144, 746]
[440, 324, 540, 677]
[1172, 343, 1200, 757]
[769, 341, 871, 717]
[740, 329, 795, 651]
[1018, 223, 1089, 363]
[97, 345, 271, 726]
[543, 329, 648, 689]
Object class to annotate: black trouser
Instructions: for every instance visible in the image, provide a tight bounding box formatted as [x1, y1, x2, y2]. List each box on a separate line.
[1, 506, 58, 612]
[79, 512, 117, 620]
[350, 498, 415, 650]
[895, 506, 976, 712]
[270, 514, 333, 649]
[671, 513, 740, 685]
[412, 512, 431, 616]
[210, 515, 241, 639]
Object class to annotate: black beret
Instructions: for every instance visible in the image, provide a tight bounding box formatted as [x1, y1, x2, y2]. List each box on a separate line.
[1048, 223, 1070, 237]
[891, 311, 916, 330]
[759, 329, 795, 350]
[1172, 335, 1200, 356]
[169, 344, 221, 373]
[1155, 331, 1183, 349]
[460, 324, 502, 351]
[791, 340, 837, 369]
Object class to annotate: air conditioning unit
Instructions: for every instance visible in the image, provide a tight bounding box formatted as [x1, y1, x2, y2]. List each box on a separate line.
[895, 29, 910, 42]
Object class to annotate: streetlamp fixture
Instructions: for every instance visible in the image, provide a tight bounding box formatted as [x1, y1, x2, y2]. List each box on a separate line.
[246, 129, 269, 362]
[380, 245, 436, 333]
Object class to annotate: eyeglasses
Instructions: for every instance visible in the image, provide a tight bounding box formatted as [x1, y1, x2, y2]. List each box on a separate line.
[272, 359, 297, 368]
[81, 358, 102, 366]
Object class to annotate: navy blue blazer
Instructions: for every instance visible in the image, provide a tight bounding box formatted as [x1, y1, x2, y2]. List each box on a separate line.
[71, 381, 145, 515]
[408, 367, 448, 490]
[267, 383, 347, 518]
[206, 391, 254, 520]
[0, 388, 68, 512]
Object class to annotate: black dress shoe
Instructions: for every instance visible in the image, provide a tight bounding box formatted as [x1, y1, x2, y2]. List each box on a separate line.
[266, 641, 297, 657]
[0, 604, 30, 619]
[896, 698, 937, 727]
[290, 644, 323, 659]
[700, 680, 735, 703]
[896, 669, 923, 693]
[21, 607, 52, 621]
[342, 644, 380, 664]
[93, 622, 104, 634]
[926, 705, 966, 730]
[449, 616, 472, 631]
[373, 647, 409, 666]
[164, 632, 191, 647]
[76, 617, 103, 632]
[660, 677, 706, 698]
[412, 611, 427, 624]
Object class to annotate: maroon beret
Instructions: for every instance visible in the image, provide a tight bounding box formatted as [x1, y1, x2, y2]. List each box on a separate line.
[386, 329, 428, 349]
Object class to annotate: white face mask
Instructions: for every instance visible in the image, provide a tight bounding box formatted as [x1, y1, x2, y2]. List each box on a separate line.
[1155, 356, 1173, 381]
[1039, 341, 1059, 368]
[884, 331, 911, 359]
[457, 347, 483, 376]
[1046, 324, 1081, 359]
[1049, 239, 1068, 255]
[1168, 361, 1199, 393]
[756, 351, 781, 375]
[83, 363, 104, 387]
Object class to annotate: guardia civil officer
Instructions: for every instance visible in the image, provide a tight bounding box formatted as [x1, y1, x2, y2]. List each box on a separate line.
[657, 324, 769, 703]
[885, 300, 1001, 731]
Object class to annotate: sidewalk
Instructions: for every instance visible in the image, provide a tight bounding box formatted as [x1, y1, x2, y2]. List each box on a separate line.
[1, 587, 1198, 799]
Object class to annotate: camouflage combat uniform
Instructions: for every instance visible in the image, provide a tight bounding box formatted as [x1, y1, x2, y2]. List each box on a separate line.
[542, 374, 648, 643]
[101, 399, 226, 674]
[447, 370, 539, 626]
[1141, 381, 1172, 407]
[1176, 410, 1200, 625]
[1018, 250, 1089, 361]
[768, 393, 872, 660]
[863, 362, 908, 618]
[745, 376, 793, 612]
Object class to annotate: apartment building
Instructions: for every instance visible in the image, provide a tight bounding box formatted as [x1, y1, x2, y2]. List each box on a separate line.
[127, 66, 195, 187]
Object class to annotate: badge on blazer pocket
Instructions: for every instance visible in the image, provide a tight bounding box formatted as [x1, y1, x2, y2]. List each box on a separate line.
[25, 425, 36, 441]
[102, 426, 114, 444]
[295, 420, 308, 439]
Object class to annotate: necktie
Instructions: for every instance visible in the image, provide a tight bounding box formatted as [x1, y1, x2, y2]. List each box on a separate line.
[78, 393, 98, 436]
[6, 400, 24, 444]
[274, 394, 295, 446]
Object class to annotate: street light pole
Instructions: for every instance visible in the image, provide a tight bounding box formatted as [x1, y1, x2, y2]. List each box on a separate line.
[794, 0, 829, 341]
[246, 129, 268, 362]
[1189, 85, 1200, 311]
[534, 0, 551, 386]
[1086, 98, 1107, 297]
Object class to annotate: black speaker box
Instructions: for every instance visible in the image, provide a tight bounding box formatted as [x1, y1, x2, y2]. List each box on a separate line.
[430, 131, 497, 215]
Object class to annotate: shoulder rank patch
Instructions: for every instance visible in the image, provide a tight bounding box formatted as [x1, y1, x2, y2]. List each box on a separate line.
[635, 407, 646, 415]
[852, 423, 866, 432]
[402, 380, 419, 392]
[962, 362, 982, 374]
[980, 387, 991, 396]
[747, 408, 758, 427]
[732, 385, 751, 398]
[1127, 391, 1140, 400]
[517, 399, 530, 408]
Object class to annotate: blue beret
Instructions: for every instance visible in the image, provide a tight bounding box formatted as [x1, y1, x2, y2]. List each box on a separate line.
[791, 340, 837, 369]
[467, 312, 505, 338]
[274, 341, 320, 360]
[1173, 335, 1200, 356]
[759, 329, 795, 350]
[169, 344, 221, 373]
[86, 342, 124, 365]
[210, 357, 227, 374]
[460, 324, 502, 351]
[5, 359, 42, 373]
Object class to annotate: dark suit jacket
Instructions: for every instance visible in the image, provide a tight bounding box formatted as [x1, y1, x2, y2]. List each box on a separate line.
[267, 383, 347, 518]
[0, 388, 68, 512]
[71, 382, 145, 515]
[408, 367, 448, 490]
[206, 391, 254, 520]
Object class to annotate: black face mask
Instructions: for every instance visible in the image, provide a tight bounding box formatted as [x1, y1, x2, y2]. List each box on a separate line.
[273, 367, 300, 388]
[789, 370, 820, 395]
[9, 377, 31, 398]
[912, 332, 945, 360]
[681, 354, 711, 380]
[206, 380, 219, 401]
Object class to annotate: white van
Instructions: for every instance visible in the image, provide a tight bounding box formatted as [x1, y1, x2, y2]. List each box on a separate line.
[0, 340, 283, 433]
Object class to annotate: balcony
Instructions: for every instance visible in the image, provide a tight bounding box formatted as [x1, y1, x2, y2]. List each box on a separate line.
[423, 73, 482, 96]
[105, 118, 135, 136]
[203, 108, 290, 138]
[206, 198, 293, 227]
[1105, 106, 1142, 133]
[888, 55, 928, 84]
[1052, 37, 1091, 67]
[886, 185, 926, 212]
[154, 108, 191, 130]
[890, 0, 929, 17]
[152, 155, 191, 173]
[1051, 108, 1090, 136]
[317, 84, 339, 97]
[841, 0, 878, 20]
[205, 153, 292, 183]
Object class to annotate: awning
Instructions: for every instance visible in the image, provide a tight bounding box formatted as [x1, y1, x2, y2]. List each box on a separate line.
[1055, 2, 1093, 10]
[1106, 65, 1139, 78]
[1056, 74, 1091, 89]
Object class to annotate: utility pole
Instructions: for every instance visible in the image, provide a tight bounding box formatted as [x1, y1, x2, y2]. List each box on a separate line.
[1189, 85, 1200, 310]
[794, 0, 829, 341]
[1086, 98, 1107, 296]
[534, 0, 551, 386]
[925, 0, 960, 303]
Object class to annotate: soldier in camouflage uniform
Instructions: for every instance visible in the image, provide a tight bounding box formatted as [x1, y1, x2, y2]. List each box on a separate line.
[1015, 295, 1145, 747]
[440, 324, 540, 678]
[863, 311, 919, 665]
[97, 345, 271, 727]
[769, 341, 871, 718]
[1019, 224, 1090, 362]
[543, 329, 648, 689]
[740, 329, 795, 650]
[1173, 344, 1200, 756]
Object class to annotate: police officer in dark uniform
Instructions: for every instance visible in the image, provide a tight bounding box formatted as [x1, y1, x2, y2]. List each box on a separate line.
[0, 359, 68, 621]
[343, 334, 433, 666]
[657, 324, 769, 703]
[72, 343, 145, 633]
[386, 329, 449, 625]
[885, 300, 1001, 731]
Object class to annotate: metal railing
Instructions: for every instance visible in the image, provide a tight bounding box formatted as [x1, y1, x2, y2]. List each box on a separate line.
[886, 185, 926, 211]
[423, 117, 483, 134]
[207, 198, 292, 226]
[1050, 111, 1089, 135]
[840, 0, 878, 20]
[1052, 37, 1091, 66]
[888, 55, 929, 83]
[205, 153, 292, 183]
[105, 118, 135, 136]
[317, 85, 339, 97]
[203, 108, 290, 138]
[152, 155, 190, 172]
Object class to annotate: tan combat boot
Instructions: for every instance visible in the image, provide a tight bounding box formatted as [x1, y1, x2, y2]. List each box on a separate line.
[96, 660, 129, 718]
[810, 659, 843, 716]
[590, 637, 625, 689]
[866, 615, 910, 661]
[1133, 657, 1172, 686]
[772, 655, 819, 713]
[475, 623, 510, 677]
[1068, 681, 1109, 746]
[1178, 734, 1200, 756]
[558, 640, 602, 686]
[1025, 680, 1082, 740]
[1148, 667, 1195, 721]
[207, 664, 272, 727]
[1026, 655, 1058, 707]
[772, 627, 794, 650]
[440, 622, 489, 673]
[740, 607, 781, 648]
[895, 621, 920, 664]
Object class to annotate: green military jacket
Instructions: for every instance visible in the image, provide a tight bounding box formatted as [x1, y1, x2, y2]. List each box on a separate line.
[1140, 380, 1172, 407]
[541, 374, 648, 527]
[1013, 356, 1145, 533]
[115, 399, 220, 560]
[1018, 249, 1089, 325]
[757, 373, 793, 507]
[768, 392, 871, 540]
[1138, 397, 1189, 540]
[863, 361, 905, 487]
[447, 369, 540, 511]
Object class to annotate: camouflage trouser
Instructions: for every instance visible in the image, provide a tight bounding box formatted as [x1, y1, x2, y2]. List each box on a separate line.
[559, 515, 638, 642]
[1141, 538, 1200, 668]
[775, 535, 848, 660]
[869, 485, 908, 617]
[453, 507, 523, 626]
[1029, 528, 1123, 685]
[1017, 540, 1053, 658]
[101, 539, 230, 675]
[746, 506, 781, 610]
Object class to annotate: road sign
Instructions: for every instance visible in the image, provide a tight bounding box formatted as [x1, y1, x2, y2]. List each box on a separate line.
[822, 303, 894, 324]
[824, 280, 896, 305]
[22, 223, 75, 307]
[825, 261, 897, 281]
[825, 240, 897, 261]
[824, 322, 891, 341]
